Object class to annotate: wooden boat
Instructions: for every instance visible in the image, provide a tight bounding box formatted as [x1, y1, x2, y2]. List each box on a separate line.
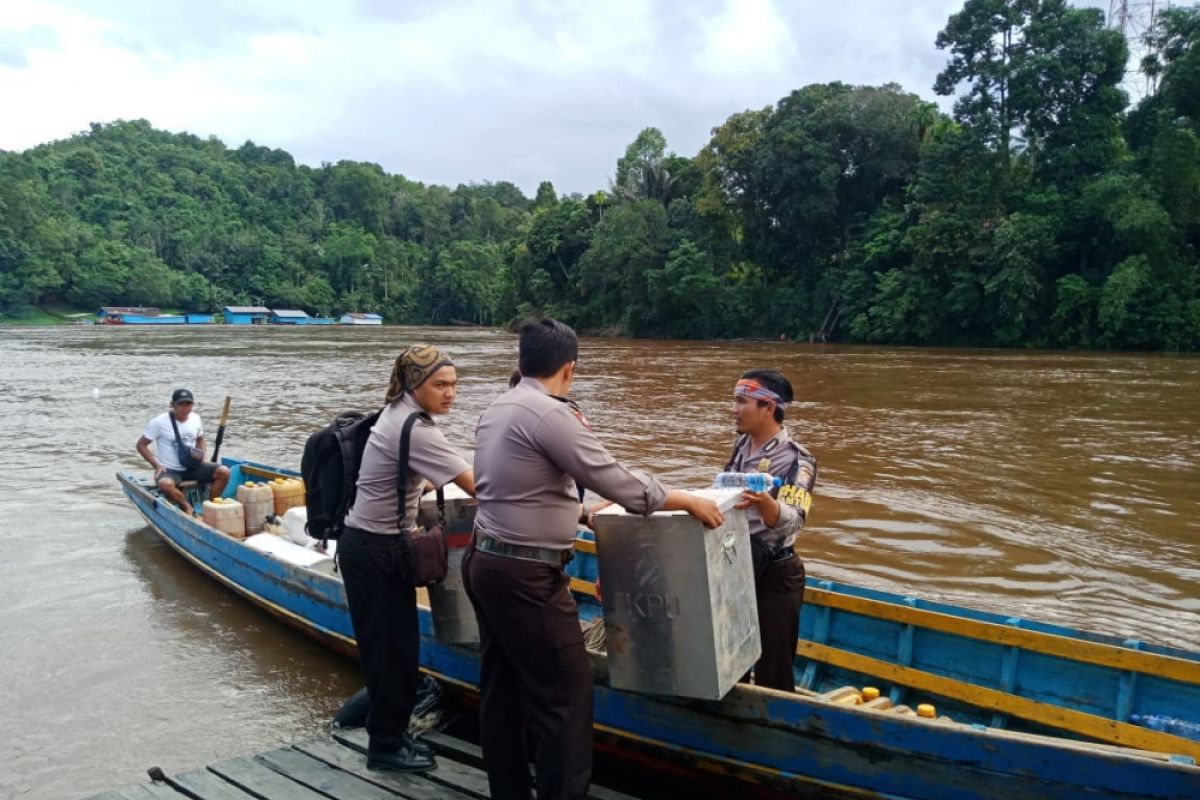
[117, 458, 1200, 800]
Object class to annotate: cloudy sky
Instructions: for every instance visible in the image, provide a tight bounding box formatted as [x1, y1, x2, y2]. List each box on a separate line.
[1, 0, 1115, 195]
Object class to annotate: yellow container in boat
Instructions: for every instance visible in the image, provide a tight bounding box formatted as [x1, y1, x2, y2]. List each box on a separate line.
[861, 686, 880, 702]
[270, 477, 306, 516]
[236, 481, 275, 535]
[917, 703, 937, 718]
[203, 498, 246, 540]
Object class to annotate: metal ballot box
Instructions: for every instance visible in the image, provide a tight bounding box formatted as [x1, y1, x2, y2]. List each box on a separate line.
[418, 483, 479, 644]
[591, 489, 760, 700]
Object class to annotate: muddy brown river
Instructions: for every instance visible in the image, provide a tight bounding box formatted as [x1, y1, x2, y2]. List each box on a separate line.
[0, 325, 1196, 798]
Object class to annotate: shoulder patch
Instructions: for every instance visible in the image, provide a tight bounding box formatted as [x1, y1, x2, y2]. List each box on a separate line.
[567, 400, 593, 431]
[789, 440, 815, 460]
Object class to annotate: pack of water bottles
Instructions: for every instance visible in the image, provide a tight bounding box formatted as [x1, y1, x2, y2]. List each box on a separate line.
[713, 471, 782, 493]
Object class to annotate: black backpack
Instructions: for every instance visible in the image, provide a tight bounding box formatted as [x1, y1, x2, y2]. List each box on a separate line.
[300, 409, 382, 540]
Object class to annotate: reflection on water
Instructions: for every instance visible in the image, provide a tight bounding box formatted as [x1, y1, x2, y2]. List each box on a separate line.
[0, 326, 1197, 798]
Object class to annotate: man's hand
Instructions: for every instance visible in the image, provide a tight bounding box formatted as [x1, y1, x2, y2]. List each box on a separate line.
[686, 495, 725, 529]
[585, 500, 613, 528]
[736, 490, 780, 527]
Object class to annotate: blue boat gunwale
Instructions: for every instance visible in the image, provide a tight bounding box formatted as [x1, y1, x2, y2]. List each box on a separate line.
[224, 460, 1200, 744]
[117, 459, 1200, 799]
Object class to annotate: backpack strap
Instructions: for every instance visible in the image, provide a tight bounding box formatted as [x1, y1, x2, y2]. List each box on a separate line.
[168, 413, 199, 471]
[397, 411, 444, 532]
[169, 412, 183, 446]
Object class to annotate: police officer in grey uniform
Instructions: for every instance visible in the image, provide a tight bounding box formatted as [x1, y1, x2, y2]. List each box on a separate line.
[465, 318, 724, 800]
[340, 344, 476, 773]
[726, 368, 817, 691]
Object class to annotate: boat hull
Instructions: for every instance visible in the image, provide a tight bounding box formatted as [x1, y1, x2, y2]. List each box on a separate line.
[118, 467, 1200, 800]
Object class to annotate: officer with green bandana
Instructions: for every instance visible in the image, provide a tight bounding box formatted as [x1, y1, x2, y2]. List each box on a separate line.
[340, 344, 476, 773]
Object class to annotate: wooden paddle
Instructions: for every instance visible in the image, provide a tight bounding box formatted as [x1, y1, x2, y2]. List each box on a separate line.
[210, 396, 232, 462]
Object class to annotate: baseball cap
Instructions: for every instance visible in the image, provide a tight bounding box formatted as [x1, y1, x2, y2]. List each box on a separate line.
[171, 388, 195, 404]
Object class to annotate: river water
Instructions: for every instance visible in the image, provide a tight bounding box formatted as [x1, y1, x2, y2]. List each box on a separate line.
[0, 325, 1196, 799]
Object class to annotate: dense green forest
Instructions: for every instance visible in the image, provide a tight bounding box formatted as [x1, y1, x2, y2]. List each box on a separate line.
[1, 1, 1198, 349]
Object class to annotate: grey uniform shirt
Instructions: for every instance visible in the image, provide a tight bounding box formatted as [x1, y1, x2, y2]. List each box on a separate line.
[474, 377, 668, 550]
[727, 428, 817, 549]
[344, 392, 470, 535]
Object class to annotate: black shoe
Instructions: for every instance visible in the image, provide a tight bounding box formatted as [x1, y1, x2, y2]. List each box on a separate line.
[367, 744, 436, 773]
[405, 733, 434, 758]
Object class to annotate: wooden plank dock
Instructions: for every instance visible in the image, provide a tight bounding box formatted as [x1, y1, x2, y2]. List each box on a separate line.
[83, 728, 639, 800]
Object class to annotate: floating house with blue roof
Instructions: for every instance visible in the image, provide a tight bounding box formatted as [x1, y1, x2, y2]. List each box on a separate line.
[268, 309, 335, 325]
[97, 307, 212, 324]
[269, 309, 310, 325]
[222, 306, 271, 325]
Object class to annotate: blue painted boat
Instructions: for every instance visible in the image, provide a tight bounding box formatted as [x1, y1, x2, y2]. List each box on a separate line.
[117, 458, 1200, 800]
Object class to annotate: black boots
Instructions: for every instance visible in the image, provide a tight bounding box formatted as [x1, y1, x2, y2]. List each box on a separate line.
[405, 733, 434, 758]
[366, 740, 436, 773]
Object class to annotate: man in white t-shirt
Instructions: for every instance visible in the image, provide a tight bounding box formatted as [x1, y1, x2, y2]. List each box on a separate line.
[135, 388, 231, 514]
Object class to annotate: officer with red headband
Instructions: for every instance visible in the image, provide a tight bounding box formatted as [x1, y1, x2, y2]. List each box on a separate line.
[725, 369, 817, 691]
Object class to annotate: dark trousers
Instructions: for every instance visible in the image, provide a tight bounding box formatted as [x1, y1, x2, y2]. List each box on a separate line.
[754, 554, 806, 691]
[463, 547, 593, 800]
[338, 527, 419, 752]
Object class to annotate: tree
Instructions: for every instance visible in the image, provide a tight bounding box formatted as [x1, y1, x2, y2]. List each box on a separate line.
[934, 0, 1126, 181]
[615, 128, 668, 189]
[534, 181, 558, 209]
[645, 239, 723, 338]
[577, 200, 670, 331]
[935, 0, 1038, 162]
[320, 222, 377, 296]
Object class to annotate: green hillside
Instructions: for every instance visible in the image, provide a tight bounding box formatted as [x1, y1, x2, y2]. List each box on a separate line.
[1, 1, 1197, 348]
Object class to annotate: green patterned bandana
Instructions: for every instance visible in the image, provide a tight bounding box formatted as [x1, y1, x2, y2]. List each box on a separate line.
[386, 344, 454, 402]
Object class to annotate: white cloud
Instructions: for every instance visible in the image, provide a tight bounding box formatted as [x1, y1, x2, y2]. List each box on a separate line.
[0, 0, 1089, 193]
[699, 0, 794, 75]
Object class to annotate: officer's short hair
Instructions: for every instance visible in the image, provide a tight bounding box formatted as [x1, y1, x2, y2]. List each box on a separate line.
[740, 368, 793, 424]
[519, 318, 579, 378]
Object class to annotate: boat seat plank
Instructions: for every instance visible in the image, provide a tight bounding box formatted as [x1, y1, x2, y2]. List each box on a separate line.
[207, 756, 333, 800]
[255, 747, 409, 799]
[170, 768, 262, 800]
[799, 640, 1200, 759]
[334, 728, 491, 799]
[805, 587, 1200, 684]
[239, 465, 287, 481]
[292, 740, 455, 800]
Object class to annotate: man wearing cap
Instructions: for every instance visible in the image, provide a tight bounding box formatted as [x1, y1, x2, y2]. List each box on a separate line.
[136, 389, 230, 515]
[339, 344, 475, 774]
[465, 317, 725, 800]
[726, 368, 817, 692]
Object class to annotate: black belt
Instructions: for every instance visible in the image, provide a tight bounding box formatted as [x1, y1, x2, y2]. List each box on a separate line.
[474, 533, 573, 565]
[769, 545, 796, 564]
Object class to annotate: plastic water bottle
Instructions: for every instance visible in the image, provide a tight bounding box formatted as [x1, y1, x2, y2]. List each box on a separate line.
[1131, 714, 1200, 741]
[714, 472, 782, 493]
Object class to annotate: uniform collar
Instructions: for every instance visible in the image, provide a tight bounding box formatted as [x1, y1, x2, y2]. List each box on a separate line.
[398, 391, 434, 423]
[519, 375, 570, 403]
[518, 375, 548, 394]
[743, 427, 789, 460]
